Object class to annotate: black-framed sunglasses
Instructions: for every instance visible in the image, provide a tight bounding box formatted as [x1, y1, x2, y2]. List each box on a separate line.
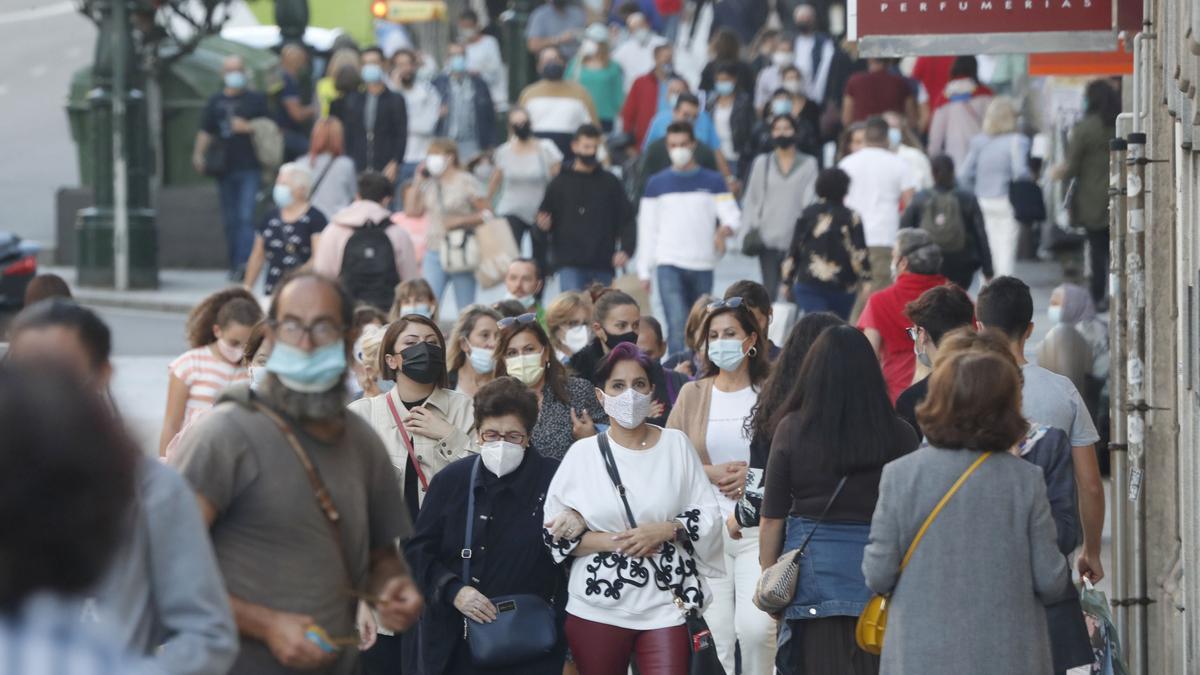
[707, 297, 743, 311]
[498, 312, 538, 329]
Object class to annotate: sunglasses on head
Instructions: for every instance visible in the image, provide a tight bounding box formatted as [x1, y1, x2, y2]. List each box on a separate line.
[707, 297, 744, 311]
[498, 312, 538, 329]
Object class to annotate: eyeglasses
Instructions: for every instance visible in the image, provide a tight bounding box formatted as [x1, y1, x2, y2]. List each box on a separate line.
[707, 297, 744, 311]
[906, 326, 921, 342]
[498, 312, 538, 329]
[480, 430, 528, 444]
[272, 318, 344, 347]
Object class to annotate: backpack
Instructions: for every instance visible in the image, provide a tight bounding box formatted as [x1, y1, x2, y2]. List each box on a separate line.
[340, 221, 399, 311]
[919, 191, 967, 254]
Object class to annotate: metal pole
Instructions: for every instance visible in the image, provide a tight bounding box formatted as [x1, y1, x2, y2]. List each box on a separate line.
[1108, 126, 1129, 649]
[112, 0, 128, 291]
[1125, 129, 1148, 675]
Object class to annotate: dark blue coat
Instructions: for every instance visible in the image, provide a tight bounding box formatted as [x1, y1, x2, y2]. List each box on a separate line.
[431, 73, 497, 152]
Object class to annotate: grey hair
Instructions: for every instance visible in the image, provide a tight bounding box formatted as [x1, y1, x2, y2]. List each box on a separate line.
[896, 229, 943, 275]
[278, 162, 313, 199]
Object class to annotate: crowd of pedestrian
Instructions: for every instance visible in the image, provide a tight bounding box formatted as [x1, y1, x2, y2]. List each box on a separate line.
[4, 3, 1125, 675]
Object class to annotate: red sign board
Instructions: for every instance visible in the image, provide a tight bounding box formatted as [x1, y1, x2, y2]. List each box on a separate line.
[855, 0, 1112, 36]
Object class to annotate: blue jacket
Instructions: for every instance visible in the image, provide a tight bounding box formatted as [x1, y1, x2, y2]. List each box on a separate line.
[432, 73, 496, 151]
[783, 518, 874, 620]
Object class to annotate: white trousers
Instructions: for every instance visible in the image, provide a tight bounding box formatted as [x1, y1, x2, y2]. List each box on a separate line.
[706, 526, 778, 675]
[979, 196, 1020, 279]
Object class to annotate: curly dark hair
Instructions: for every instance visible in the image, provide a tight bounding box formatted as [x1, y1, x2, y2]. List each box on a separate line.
[185, 287, 262, 348]
[473, 376, 540, 435]
[0, 364, 138, 611]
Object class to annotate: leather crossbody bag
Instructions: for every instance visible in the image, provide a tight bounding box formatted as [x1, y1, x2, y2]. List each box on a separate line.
[752, 476, 847, 613]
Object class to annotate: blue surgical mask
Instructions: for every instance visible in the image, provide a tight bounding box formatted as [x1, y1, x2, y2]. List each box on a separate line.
[224, 71, 247, 91]
[266, 341, 347, 393]
[707, 338, 747, 372]
[449, 55, 467, 73]
[771, 98, 791, 116]
[400, 303, 433, 319]
[378, 378, 396, 394]
[469, 346, 495, 374]
[888, 127, 903, 148]
[1048, 305, 1063, 324]
[361, 63, 384, 84]
[272, 184, 294, 208]
[715, 81, 735, 96]
[508, 293, 536, 309]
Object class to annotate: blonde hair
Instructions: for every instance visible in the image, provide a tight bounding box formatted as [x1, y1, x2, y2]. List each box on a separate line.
[982, 96, 1018, 136]
[545, 291, 593, 352]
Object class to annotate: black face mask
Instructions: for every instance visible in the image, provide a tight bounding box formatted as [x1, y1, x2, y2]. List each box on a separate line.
[772, 135, 797, 149]
[576, 153, 598, 167]
[399, 342, 445, 385]
[513, 122, 533, 140]
[796, 22, 815, 35]
[400, 74, 415, 86]
[541, 62, 565, 81]
[604, 331, 638, 351]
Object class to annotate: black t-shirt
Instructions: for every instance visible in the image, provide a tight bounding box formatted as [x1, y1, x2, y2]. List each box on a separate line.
[895, 377, 929, 441]
[201, 90, 270, 172]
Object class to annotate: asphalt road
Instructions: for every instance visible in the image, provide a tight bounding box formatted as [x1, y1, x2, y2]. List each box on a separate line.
[0, 1, 94, 249]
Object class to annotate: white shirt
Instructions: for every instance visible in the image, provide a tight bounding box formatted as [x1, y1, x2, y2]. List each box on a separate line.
[792, 34, 835, 103]
[838, 146, 919, 248]
[544, 428, 724, 629]
[704, 386, 757, 517]
[464, 35, 509, 112]
[399, 79, 442, 163]
[712, 102, 737, 161]
[612, 34, 667, 93]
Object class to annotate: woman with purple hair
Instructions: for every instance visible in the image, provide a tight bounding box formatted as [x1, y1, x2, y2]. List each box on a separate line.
[543, 342, 724, 674]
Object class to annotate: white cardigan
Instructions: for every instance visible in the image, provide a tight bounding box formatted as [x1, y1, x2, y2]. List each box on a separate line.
[347, 386, 477, 506]
[544, 428, 724, 630]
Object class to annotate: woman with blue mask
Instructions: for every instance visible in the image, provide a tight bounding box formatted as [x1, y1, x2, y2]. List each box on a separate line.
[242, 162, 328, 296]
[665, 298, 776, 675]
[706, 63, 755, 179]
[446, 305, 503, 396]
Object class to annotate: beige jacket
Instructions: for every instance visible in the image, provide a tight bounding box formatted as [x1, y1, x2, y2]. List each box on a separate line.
[348, 386, 477, 505]
[665, 378, 715, 465]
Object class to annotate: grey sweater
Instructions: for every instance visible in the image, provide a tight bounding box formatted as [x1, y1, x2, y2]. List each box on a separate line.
[740, 151, 819, 251]
[863, 447, 1070, 675]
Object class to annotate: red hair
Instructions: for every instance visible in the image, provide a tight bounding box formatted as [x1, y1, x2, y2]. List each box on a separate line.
[309, 117, 345, 160]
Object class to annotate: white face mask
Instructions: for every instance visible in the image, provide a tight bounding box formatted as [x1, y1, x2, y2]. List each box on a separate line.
[562, 325, 591, 354]
[248, 365, 269, 391]
[426, 154, 448, 177]
[1047, 305, 1063, 324]
[890, 258, 900, 280]
[507, 292, 536, 309]
[600, 387, 653, 429]
[668, 146, 693, 169]
[773, 51, 793, 67]
[480, 441, 525, 477]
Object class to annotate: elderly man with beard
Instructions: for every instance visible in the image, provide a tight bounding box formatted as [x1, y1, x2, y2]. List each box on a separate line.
[173, 272, 425, 675]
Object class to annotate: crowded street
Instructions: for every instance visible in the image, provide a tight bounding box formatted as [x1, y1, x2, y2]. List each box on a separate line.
[0, 0, 1186, 674]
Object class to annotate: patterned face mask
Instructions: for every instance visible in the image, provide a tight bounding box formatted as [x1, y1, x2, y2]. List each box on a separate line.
[599, 387, 653, 429]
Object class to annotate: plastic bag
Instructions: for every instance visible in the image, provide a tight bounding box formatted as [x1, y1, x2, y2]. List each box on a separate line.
[1067, 579, 1130, 675]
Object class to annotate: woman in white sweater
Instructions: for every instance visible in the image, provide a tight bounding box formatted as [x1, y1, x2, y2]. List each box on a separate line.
[544, 342, 724, 675]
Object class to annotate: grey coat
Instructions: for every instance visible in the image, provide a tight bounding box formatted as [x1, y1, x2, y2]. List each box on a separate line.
[862, 447, 1070, 675]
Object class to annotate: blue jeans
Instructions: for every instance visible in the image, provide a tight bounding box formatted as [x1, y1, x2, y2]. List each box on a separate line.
[217, 169, 260, 270]
[657, 265, 713, 355]
[792, 282, 857, 321]
[558, 266, 614, 292]
[423, 249, 477, 313]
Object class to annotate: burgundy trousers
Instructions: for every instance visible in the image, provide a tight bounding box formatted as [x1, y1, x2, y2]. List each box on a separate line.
[565, 614, 690, 675]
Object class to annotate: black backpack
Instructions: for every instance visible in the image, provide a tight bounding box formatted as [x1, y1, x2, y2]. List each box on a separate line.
[340, 220, 399, 311]
[918, 191, 968, 254]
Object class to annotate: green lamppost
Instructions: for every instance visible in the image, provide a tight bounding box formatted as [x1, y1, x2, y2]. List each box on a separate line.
[77, 0, 158, 289]
[504, 0, 537, 102]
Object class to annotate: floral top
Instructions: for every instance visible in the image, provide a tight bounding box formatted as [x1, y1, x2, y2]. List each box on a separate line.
[257, 206, 328, 294]
[786, 201, 871, 293]
[531, 376, 608, 460]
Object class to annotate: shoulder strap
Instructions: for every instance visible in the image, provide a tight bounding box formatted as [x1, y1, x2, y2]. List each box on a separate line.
[310, 156, 336, 195]
[900, 452, 992, 570]
[385, 394, 431, 491]
[596, 432, 638, 529]
[462, 456, 483, 583]
[791, 475, 847, 557]
[251, 400, 358, 592]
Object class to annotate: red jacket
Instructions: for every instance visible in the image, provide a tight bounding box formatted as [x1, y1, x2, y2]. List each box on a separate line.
[622, 72, 663, 148]
[858, 272, 951, 403]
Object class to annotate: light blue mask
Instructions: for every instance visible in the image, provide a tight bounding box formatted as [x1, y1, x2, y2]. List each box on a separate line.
[1048, 305, 1063, 324]
[507, 293, 536, 309]
[707, 338, 747, 372]
[888, 127, 903, 148]
[400, 303, 433, 319]
[449, 55, 467, 73]
[469, 346, 495, 374]
[224, 71, 247, 91]
[771, 98, 791, 116]
[361, 63, 384, 84]
[715, 81, 735, 96]
[378, 379, 396, 394]
[266, 341, 346, 393]
[272, 184, 294, 208]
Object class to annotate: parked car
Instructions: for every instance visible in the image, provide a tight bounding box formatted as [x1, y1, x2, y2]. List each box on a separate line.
[0, 232, 40, 313]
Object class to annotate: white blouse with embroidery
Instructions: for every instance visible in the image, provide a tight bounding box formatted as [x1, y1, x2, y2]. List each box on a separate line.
[543, 427, 725, 630]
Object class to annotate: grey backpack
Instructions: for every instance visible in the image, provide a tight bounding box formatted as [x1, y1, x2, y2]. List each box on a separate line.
[919, 191, 967, 254]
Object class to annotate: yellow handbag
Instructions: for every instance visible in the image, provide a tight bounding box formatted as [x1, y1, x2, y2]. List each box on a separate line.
[856, 452, 992, 655]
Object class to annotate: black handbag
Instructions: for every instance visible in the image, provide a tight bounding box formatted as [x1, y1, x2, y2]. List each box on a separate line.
[596, 433, 726, 675]
[203, 137, 228, 177]
[1008, 178, 1047, 224]
[461, 457, 557, 667]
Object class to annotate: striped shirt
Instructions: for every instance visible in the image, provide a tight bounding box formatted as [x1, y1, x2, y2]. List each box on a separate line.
[169, 346, 249, 430]
[0, 594, 161, 675]
[637, 167, 742, 279]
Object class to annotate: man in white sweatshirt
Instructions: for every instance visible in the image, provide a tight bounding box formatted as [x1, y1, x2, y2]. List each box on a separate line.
[638, 121, 741, 354]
